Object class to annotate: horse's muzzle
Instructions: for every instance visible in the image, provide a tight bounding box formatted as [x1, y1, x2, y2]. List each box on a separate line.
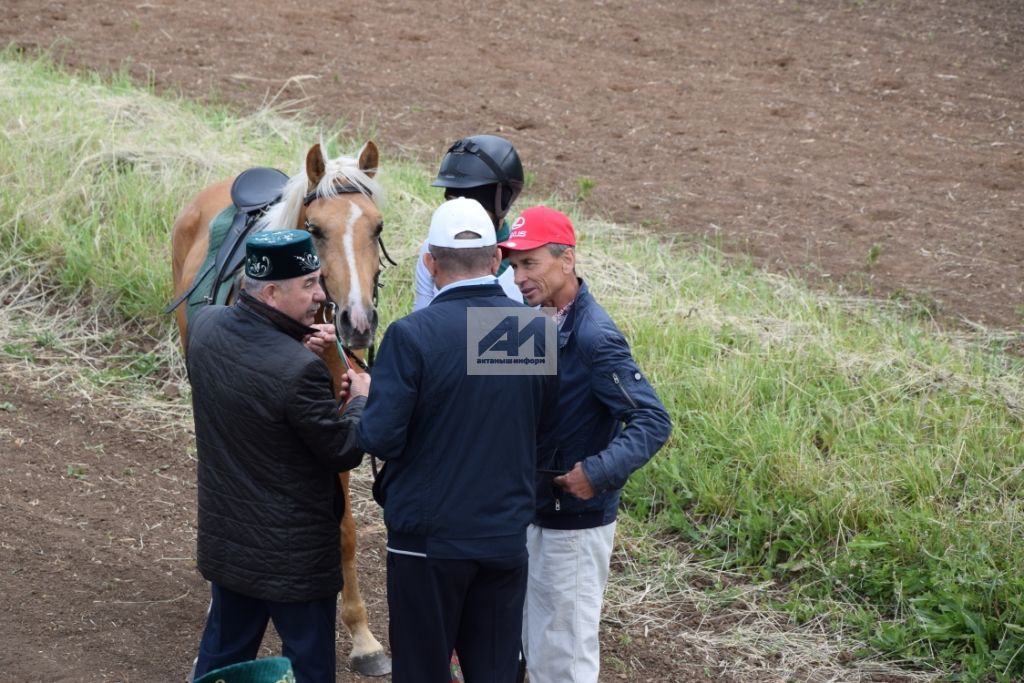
[336, 306, 378, 350]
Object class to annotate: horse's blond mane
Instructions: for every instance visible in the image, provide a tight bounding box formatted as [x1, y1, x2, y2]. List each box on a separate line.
[256, 149, 383, 233]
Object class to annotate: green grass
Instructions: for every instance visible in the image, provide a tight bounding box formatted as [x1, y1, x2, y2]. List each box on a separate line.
[589, 234, 1024, 680]
[0, 49, 328, 324]
[3, 48, 1024, 681]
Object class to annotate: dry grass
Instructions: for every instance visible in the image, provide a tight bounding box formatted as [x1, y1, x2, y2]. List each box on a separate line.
[0, 253, 190, 431]
[605, 523, 941, 682]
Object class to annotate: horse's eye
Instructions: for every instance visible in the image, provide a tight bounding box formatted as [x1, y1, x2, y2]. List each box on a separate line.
[305, 220, 324, 239]
[373, 221, 384, 238]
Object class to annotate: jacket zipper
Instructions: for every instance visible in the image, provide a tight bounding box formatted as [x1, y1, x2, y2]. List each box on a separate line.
[612, 372, 639, 409]
[550, 375, 637, 514]
[554, 446, 561, 511]
[547, 447, 561, 512]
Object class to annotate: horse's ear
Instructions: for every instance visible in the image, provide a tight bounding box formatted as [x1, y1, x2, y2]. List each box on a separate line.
[305, 143, 327, 185]
[357, 141, 379, 178]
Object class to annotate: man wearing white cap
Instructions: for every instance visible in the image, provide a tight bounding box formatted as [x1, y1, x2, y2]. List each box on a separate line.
[358, 198, 558, 683]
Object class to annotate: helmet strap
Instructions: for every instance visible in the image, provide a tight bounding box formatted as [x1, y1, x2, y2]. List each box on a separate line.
[492, 184, 504, 223]
[456, 139, 507, 185]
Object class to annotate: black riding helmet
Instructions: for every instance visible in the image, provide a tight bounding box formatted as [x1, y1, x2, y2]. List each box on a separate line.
[432, 135, 524, 221]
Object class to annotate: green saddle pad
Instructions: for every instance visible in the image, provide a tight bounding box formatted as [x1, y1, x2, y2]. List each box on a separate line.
[185, 204, 239, 324]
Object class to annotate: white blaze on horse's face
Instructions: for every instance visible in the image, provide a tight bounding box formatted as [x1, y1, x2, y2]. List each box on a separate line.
[342, 203, 369, 332]
[306, 192, 382, 350]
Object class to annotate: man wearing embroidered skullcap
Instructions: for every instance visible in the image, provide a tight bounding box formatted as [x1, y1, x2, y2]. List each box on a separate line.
[359, 198, 559, 683]
[185, 229, 371, 683]
[499, 207, 672, 683]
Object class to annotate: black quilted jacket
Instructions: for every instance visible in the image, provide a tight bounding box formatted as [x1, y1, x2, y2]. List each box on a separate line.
[186, 291, 365, 602]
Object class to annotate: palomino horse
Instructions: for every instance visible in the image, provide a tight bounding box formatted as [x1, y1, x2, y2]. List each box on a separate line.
[170, 141, 391, 676]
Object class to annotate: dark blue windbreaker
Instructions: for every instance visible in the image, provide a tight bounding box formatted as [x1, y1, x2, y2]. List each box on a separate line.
[536, 280, 672, 530]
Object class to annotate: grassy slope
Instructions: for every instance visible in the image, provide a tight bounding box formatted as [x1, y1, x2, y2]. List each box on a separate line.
[2, 51, 1023, 681]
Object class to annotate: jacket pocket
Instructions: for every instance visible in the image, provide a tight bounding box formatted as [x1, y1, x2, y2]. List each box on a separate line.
[611, 371, 639, 409]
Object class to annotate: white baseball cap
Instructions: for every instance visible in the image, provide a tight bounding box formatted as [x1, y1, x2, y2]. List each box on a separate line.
[427, 197, 496, 249]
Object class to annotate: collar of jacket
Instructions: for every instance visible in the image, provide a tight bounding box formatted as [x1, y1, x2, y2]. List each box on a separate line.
[429, 282, 506, 305]
[237, 289, 317, 341]
[496, 218, 512, 277]
[558, 278, 589, 348]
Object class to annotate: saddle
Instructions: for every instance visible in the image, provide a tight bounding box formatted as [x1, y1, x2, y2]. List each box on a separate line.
[164, 167, 289, 318]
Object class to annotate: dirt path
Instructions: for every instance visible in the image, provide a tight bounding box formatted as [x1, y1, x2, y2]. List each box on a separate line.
[2, 0, 1021, 328]
[1, 357, 938, 682]
[0, 370, 742, 682]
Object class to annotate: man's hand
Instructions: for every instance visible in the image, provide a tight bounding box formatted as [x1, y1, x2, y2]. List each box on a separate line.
[344, 368, 371, 399]
[303, 324, 337, 355]
[554, 461, 596, 500]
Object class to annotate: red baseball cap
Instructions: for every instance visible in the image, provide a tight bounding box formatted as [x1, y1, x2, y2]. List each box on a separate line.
[498, 206, 576, 252]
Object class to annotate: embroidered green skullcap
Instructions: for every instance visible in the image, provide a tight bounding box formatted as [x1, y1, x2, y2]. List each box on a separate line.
[194, 656, 295, 683]
[244, 229, 320, 281]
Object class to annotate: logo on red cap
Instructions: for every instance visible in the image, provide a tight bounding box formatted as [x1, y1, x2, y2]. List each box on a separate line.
[498, 206, 576, 251]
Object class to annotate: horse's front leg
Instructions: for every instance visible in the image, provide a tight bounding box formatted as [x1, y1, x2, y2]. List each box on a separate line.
[339, 471, 392, 676]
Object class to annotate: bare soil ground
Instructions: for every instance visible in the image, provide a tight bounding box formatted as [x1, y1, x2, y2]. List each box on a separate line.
[0, 366, 729, 683]
[1, 1, 1021, 681]
[0, 366, 926, 683]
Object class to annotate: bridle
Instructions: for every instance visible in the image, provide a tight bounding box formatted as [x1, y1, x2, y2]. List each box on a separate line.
[304, 180, 397, 374]
[302, 181, 369, 208]
[303, 180, 394, 482]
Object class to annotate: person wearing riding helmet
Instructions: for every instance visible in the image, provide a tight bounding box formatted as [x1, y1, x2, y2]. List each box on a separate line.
[412, 134, 525, 311]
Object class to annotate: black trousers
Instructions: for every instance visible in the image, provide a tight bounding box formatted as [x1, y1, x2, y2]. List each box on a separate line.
[387, 552, 527, 683]
[193, 583, 337, 683]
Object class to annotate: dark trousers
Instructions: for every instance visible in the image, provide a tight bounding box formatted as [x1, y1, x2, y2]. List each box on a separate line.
[193, 583, 337, 683]
[387, 552, 527, 683]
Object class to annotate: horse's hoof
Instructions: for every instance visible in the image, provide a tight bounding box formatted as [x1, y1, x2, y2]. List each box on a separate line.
[350, 651, 392, 677]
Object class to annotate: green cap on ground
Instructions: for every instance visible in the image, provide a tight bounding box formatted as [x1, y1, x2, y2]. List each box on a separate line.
[194, 657, 295, 683]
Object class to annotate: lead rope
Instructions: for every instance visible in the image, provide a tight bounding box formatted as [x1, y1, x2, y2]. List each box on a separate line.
[319, 234, 395, 482]
[329, 325, 380, 481]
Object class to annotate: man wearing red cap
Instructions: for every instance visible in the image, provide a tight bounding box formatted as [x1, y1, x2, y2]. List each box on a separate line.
[499, 207, 672, 683]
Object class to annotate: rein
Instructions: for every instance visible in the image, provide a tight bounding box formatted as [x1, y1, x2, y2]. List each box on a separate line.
[318, 289, 382, 482]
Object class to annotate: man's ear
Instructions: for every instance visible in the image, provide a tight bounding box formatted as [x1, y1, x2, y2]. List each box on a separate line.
[260, 282, 281, 306]
[490, 247, 501, 275]
[561, 248, 576, 274]
[423, 251, 439, 280]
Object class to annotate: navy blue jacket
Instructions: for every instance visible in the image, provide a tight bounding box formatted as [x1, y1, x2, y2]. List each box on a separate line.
[537, 280, 672, 530]
[357, 282, 559, 560]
